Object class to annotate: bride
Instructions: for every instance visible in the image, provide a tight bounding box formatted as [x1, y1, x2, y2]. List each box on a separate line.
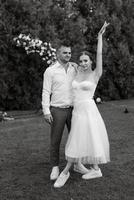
[54, 21, 110, 188]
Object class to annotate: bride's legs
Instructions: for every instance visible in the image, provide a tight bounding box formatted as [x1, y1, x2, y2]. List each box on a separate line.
[92, 164, 99, 170]
[62, 161, 73, 174]
[63, 161, 89, 174]
[74, 161, 90, 174]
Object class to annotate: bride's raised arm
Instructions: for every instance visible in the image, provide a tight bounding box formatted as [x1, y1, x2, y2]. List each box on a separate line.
[95, 21, 109, 81]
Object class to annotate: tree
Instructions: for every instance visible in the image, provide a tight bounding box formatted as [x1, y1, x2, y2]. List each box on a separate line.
[0, 0, 133, 110]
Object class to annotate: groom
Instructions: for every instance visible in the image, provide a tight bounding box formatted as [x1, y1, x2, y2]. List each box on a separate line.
[42, 41, 89, 180]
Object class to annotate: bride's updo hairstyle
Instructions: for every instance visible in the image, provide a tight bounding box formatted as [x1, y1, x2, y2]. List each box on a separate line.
[78, 51, 95, 70]
[79, 51, 91, 59]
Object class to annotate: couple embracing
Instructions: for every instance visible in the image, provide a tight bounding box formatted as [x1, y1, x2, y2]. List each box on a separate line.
[42, 22, 110, 188]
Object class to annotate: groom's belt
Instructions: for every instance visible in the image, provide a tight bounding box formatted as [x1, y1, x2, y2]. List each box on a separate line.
[51, 105, 73, 109]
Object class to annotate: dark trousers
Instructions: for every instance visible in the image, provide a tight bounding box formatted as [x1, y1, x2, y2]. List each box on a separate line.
[50, 106, 73, 166]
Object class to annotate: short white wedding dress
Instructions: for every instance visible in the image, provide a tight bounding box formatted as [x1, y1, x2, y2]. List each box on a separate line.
[65, 74, 110, 164]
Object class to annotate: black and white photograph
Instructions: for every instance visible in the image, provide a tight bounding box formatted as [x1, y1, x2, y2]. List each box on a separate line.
[0, 0, 134, 199]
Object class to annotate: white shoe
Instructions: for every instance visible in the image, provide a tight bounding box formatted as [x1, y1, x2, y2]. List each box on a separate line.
[82, 168, 102, 180]
[74, 163, 90, 174]
[54, 172, 70, 188]
[50, 166, 59, 180]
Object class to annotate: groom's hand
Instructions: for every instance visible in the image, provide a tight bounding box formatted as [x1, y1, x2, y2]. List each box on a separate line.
[44, 114, 53, 124]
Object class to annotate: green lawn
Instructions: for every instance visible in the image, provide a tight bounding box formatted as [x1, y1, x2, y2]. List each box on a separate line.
[0, 99, 134, 200]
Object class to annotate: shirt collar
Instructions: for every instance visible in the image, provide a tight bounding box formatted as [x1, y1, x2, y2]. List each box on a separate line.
[56, 61, 71, 69]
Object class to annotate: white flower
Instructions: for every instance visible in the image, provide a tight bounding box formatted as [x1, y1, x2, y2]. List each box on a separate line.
[25, 47, 29, 50]
[13, 37, 17, 41]
[26, 50, 36, 54]
[18, 33, 24, 39]
[36, 40, 42, 47]
[23, 42, 26, 46]
[25, 35, 31, 41]
[39, 52, 44, 56]
[47, 60, 51, 64]
[3, 112, 7, 117]
[14, 33, 56, 64]
[52, 52, 56, 55]
[41, 50, 45, 54]
[30, 40, 36, 47]
[16, 40, 21, 46]
[47, 50, 51, 54]
[41, 46, 46, 50]
[35, 38, 39, 43]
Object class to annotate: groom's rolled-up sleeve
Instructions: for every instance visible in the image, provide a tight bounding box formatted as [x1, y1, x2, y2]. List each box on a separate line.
[42, 68, 52, 115]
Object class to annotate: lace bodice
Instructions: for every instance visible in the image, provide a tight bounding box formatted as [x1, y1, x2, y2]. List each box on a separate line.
[72, 80, 97, 103]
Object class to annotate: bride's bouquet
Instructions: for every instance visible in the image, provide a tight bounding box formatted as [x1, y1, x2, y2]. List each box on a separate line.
[13, 34, 57, 65]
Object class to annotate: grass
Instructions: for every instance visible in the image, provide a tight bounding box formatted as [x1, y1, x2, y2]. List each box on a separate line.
[0, 99, 134, 200]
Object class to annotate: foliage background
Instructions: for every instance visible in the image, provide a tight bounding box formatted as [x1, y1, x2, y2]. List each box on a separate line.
[0, 0, 134, 110]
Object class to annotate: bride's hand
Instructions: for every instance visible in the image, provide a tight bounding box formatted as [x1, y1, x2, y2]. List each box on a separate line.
[98, 21, 110, 37]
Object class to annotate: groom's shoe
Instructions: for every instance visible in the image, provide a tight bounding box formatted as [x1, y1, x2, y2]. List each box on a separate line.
[50, 166, 59, 180]
[82, 168, 102, 180]
[74, 163, 90, 174]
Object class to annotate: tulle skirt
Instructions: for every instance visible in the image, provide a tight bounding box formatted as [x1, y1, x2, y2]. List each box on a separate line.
[65, 99, 110, 164]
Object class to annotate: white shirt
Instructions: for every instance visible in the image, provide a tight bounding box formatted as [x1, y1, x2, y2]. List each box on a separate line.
[42, 61, 77, 115]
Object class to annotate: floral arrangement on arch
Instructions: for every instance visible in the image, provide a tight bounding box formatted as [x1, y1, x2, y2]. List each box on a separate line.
[13, 34, 57, 65]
